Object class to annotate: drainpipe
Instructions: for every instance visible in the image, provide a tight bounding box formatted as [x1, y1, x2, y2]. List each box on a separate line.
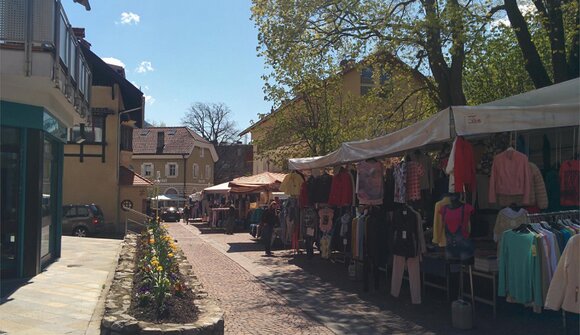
[116, 105, 142, 234]
[182, 153, 187, 207]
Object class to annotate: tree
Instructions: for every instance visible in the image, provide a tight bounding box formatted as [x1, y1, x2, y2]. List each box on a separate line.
[252, 0, 491, 112]
[181, 102, 238, 145]
[491, 0, 579, 88]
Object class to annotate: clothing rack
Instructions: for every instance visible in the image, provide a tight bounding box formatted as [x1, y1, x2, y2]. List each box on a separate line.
[526, 210, 579, 218]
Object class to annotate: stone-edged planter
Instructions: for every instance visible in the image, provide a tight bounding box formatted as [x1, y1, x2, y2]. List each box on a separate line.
[101, 233, 224, 335]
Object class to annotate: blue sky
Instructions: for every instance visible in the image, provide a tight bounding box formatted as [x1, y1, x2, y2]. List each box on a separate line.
[63, 0, 270, 136]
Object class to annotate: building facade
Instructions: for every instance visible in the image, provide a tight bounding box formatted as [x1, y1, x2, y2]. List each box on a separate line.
[240, 61, 432, 174]
[214, 143, 253, 184]
[131, 127, 218, 205]
[0, 0, 91, 279]
[62, 32, 150, 234]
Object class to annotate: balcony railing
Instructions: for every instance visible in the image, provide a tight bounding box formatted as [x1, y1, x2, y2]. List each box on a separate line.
[0, 0, 91, 117]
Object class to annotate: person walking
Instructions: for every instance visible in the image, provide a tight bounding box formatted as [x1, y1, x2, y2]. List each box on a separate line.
[261, 201, 279, 256]
[225, 202, 236, 235]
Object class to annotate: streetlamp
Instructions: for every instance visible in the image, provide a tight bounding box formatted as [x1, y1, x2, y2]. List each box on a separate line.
[154, 171, 161, 222]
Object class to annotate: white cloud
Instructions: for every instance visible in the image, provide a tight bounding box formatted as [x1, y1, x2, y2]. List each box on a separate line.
[120, 12, 140, 25]
[145, 95, 156, 105]
[136, 61, 154, 73]
[101, 57, 125, 68]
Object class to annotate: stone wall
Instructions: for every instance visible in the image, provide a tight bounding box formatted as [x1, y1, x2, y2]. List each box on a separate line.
[101, 233, 224, 335]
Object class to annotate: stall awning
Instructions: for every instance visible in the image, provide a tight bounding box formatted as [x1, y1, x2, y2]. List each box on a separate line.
[453, 78, 580, 136]
[228, 172, 287, 193]
[203, 182, 231, 194]
[288, 78, 579, 170]
[288, 108, 452, 170]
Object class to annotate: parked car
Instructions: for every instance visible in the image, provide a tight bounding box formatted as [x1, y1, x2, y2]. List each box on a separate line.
[161, 207, 181, 222]
[62, 204, 104, 237]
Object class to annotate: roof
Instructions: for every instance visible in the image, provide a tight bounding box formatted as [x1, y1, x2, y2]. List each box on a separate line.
[132, 126, 219, 162]
[79, 43, 144, 127]
[119, 166, 153, 186]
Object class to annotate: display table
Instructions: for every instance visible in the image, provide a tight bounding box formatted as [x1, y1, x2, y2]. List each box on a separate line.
[461, 267, 498, 318]
[210, 208, 230, 228]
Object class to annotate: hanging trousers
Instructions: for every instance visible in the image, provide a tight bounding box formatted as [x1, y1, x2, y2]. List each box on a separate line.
[391, 255, 421, 304]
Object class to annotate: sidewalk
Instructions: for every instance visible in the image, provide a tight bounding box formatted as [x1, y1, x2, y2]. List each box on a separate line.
[0, 236, 122, 335]
[171, 222, 576, 335]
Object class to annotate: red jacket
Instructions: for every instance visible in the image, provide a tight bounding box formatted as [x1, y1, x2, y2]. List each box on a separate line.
[328, 169, 354, 206]
[453, 136, 476, 193]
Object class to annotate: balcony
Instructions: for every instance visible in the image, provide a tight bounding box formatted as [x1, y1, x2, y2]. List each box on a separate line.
[0, 0, 91, 126]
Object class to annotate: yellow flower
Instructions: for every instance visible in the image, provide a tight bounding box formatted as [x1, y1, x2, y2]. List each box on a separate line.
[149, 238, 155, 244]
[156, 266, 163, 272]
[168, 253, 174, 258]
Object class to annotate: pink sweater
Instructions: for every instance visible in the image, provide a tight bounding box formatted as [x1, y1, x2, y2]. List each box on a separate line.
[489, 149, 531, 204]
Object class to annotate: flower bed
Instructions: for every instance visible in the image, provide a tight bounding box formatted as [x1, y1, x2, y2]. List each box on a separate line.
[101, 222, 223, 335]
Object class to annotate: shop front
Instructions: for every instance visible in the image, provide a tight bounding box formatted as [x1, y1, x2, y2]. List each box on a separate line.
[281, 79, 579, 329]
[1, 101, 67, 280]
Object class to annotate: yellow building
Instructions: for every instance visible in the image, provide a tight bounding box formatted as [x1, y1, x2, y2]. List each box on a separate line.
[240, 59, 432, 173]
[63, 37, 150, 234]
[131, 127, 219, 206]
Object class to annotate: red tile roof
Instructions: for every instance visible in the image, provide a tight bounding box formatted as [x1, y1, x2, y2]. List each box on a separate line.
[132, 127, 210, 155]
[119, 166, 153, 186]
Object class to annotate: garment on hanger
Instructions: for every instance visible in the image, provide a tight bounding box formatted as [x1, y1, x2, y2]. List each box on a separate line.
[393, 161, 407, 204]
[356, 160, 384, 205]
[448, 136, 476, 193]
[432, 195, 452, 247]
[498, 229, 543, 308]
[406, 161, 424, 201]
[545, 234, 580, 313]
[299, 176, 313, 208]
[489, 148, 532, 205]
[312, 172, 333, 204]
[559, 160, 580, 206]
[318, 207, 334, 234]
[328, 167, 354, 206]
[280, 171, 304, 197]
[493, 207, 529, 246]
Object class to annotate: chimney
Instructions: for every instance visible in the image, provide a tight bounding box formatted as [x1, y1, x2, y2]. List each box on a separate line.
[156, 131, 165, 154]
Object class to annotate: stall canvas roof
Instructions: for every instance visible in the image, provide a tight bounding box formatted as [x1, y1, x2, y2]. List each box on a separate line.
[288, 78, 579, 170]
[228, 172, 287, 193]
[203, 182, 231, 194]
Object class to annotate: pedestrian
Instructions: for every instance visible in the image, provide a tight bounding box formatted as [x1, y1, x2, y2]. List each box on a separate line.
[260, 201, 279, 256]
[225, 202, 236, 235]
[183, 204, 190, 223]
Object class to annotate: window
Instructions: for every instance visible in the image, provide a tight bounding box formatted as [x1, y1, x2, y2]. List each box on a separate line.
[200, 148, 205, 158]
[77, 206, 89, 217]
[142, 163, 153, 177]
[193, 164, 199, 178]
[165, 162, 178, 178]
[205, 165, 211, 179]
[69, 117, 105, 144]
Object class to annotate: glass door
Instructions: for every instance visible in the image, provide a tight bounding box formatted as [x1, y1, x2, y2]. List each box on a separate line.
[1, 127, 21, 279]
[40, 137, 57, 261]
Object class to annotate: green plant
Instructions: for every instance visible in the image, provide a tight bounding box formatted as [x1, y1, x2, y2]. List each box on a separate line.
[135, 220, 182, 319]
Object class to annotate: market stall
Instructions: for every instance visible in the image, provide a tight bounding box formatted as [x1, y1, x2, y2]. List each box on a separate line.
[282, 78, 579, 323]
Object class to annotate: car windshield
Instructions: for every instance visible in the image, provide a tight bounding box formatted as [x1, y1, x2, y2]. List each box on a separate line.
[90, 204, 103, 216]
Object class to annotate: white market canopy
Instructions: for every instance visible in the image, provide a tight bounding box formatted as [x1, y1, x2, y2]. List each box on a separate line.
[288, 78, 580, 170]
[203, 182, 231, 194]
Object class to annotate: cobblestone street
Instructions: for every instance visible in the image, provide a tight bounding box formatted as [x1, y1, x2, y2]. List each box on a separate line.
[167, 222, 575, 335]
